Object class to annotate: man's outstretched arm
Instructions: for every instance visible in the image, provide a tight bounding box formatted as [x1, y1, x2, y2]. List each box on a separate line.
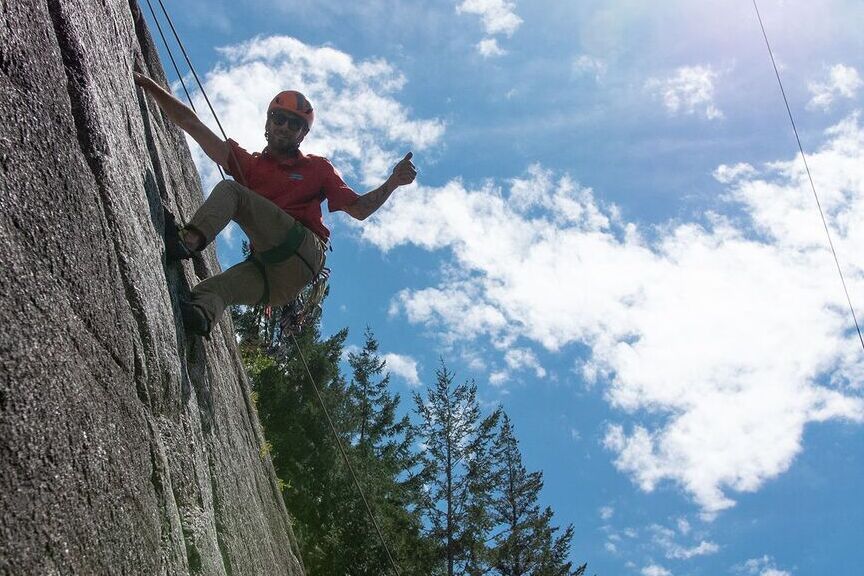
[133, 71, 230, 168]
[343, 152, 417, 221]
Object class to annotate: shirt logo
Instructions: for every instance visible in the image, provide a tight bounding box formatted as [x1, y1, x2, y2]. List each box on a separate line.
[288, 173, 304, 181]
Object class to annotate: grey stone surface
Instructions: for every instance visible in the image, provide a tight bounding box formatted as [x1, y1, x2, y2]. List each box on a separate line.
[0, 1, 304, 574]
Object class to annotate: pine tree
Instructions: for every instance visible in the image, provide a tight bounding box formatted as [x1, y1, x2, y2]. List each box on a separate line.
[487, 414, 586, 576]
[233, 304, 353, 574]
[336, 327, 432, 576]
[346, 327, 405, 452]
[233, 305, 591, 576]
[413, 362, 501, 576]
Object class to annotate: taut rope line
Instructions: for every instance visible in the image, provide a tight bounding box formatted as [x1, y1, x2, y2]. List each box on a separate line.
[153, 0, 234, 177]
[145, 0, 226, 181]
[290, 333, 403, 576]
[751, 0, 864, 353]
[143, 0, 194, 111]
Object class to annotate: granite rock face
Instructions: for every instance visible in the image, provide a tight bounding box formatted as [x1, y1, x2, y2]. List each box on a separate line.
[0, 1, 303, 574]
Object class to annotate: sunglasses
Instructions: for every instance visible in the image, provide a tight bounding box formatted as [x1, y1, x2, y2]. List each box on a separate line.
[269, 111, 306, 131]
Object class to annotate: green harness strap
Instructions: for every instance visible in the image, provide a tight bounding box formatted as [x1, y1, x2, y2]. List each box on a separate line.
[256, 221, 307, 265]
[247, 222, 316, 305]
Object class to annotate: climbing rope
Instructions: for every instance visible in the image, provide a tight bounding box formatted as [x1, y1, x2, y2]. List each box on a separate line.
[152, 0, 240, 183]
[142, 6, 403, 575]
[289, 332, 403, 576]
[143, 0, 193, 111]
[144, 0, 225, 181]
[751, 0, 864, 353]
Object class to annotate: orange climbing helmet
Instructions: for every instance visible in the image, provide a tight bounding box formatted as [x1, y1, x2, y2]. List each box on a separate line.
[268, 90, 314, 130]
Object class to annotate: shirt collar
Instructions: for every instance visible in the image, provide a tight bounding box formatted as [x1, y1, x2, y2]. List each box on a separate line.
[262, 146, 307, 166]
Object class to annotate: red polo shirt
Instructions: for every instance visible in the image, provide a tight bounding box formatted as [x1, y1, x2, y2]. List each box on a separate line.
[225, 139, 359, 240]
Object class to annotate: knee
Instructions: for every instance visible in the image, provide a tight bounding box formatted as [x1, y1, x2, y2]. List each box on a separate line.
[211, 179, 241, 198]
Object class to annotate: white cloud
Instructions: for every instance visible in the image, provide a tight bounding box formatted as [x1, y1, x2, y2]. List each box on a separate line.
[489, 370, 509, 387]
[462, 349, 489, 372]
[713, 163, 757, 184]
[600, 505, 615, 520]
[676, 517, 691, 535]
[342, 344, 361, 359]
[182, 35, 445, 198]
[456, 0, 522, 56]
[456, 0, 522, 36]
[477, 38, 506, 58]
[213, 221, 240, 249]
[808, 64, 862, 111]
[391, 281, 510, 344]
[383, 352, 421, 386]
[671, 540, 718, 559]
[646, 65, 724, 120]
[573, 55, 608, 82]
[641, 565, 672, 576]
[505, 348, 546, 377]
[361, 115, 864, 514]
[649, 523, 719, 559]
[604, 541, 618, 553]
[735, 555, 791, 576]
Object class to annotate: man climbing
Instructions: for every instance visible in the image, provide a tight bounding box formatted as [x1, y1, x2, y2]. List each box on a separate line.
[133, 71, 417, 336]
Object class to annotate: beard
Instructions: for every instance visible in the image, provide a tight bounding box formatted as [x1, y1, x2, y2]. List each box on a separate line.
[267, 134, 300, 154]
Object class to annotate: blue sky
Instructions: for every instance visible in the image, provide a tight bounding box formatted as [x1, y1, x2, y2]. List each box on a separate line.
[142, 1, 864, 574]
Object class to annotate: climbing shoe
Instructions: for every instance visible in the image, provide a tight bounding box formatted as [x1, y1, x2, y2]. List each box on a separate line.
[180, 301, 211, 336]
[163, 208, 195, 262]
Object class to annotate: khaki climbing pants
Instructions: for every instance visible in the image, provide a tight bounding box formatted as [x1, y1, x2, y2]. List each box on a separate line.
[187, 179, 326, 327]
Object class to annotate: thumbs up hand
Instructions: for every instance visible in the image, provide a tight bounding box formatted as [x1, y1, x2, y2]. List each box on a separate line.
[388, 152, 418, 188]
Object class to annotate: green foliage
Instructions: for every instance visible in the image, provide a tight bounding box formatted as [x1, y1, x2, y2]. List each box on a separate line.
[276, 477, 290, 493]
[259, 440, 273, 459]
[487, 414, 583, 576]
[231, 305, 591, 576]
[233, 307, 434, 575]
[412, 361, 502, 576]
[335, 327, 434, 576]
